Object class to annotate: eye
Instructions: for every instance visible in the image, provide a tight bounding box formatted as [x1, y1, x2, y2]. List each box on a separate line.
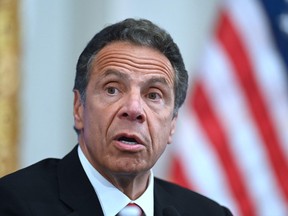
[147, 92, 161, 100]
[106, 86, 119, 95]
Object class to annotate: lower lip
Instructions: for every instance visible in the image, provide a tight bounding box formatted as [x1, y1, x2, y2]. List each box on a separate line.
[114, 140, 144, 152]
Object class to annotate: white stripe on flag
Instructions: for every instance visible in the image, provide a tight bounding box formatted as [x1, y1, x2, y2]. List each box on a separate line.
[227, 0, 288, 160]
[203, 36, 287, 215]
[173, 108, 239, 214]
[170, 0, 288, 215]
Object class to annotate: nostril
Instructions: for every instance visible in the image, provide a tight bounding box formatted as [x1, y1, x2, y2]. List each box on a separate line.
[120, 112, 144, 122]
[122, 113, 129, 117]
[136, 115, 143, 121]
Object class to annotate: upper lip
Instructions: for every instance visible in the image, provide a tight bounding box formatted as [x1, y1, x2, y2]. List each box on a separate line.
[113, 133, 145, 145]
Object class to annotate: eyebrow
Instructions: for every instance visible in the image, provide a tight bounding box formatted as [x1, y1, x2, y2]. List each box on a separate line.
[102, 69, 129, 80]
[147, 77, 169, 86]
[101, 69, 171, 87]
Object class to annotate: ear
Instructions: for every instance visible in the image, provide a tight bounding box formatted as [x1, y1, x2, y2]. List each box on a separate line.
[73, 90, 84, 131]
[167, 113, 178, 144]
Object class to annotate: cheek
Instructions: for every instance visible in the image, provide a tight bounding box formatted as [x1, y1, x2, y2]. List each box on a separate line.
[150, 116, 173, 147]
[83, 104, 109, 137]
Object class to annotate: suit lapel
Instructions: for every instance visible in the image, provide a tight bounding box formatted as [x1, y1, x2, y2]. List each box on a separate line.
[154, 178, 176, 216]
[57, 147, 183, 216]
[57, 145, 104, 216]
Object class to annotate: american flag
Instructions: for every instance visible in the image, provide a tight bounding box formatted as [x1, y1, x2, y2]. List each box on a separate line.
[169, 0, 288, 215]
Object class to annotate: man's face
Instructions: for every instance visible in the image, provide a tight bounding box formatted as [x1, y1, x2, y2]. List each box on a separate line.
[74, 41, 177, 179]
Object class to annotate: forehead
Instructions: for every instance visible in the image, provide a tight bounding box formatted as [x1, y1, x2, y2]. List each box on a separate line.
[90, 41, 175, 85]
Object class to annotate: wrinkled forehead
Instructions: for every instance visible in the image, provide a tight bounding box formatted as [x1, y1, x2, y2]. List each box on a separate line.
[90, 41, 175, 86]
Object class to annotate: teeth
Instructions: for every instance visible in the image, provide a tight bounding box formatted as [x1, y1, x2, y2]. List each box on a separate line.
[121, 140, 137, 145]
[118, 136, 138, 145]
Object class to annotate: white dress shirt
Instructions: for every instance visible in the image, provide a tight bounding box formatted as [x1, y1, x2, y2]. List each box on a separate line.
[78, 146, 154, 216]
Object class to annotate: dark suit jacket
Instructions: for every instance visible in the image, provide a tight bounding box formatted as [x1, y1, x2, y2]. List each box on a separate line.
[0, 145, 233, 216]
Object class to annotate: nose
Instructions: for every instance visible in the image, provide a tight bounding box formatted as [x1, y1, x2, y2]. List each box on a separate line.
[119, 92, 145, 123]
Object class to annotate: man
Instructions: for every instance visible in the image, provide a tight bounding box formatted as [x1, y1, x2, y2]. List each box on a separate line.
[0, 19, 233, 215]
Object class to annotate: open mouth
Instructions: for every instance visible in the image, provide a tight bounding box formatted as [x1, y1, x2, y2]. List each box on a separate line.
[118, 136, 139, 145]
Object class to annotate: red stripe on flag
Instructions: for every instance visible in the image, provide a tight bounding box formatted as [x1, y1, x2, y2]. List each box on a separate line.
[217, 10, 288, 203]
[192, 82, 256, 216]
[169, 156, 193, 190]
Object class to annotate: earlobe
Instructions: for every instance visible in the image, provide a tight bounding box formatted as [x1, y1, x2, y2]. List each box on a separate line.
[168, 114, 178, 144]
[73, 90, 84, 130]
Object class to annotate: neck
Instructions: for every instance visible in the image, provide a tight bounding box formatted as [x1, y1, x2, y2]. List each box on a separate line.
[105, 171, 151, 200]
[78, 140, 151, 200]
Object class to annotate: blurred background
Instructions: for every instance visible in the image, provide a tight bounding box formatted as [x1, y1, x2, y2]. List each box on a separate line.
[1, 0, 288, 215]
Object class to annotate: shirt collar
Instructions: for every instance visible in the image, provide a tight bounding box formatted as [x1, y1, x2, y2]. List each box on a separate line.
[78, 146, 154, 216]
